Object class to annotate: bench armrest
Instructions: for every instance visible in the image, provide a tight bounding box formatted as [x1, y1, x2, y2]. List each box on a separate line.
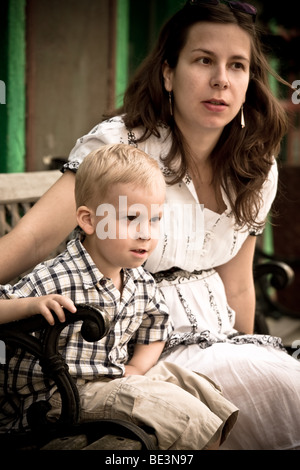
[0, 304, 110, 428]
[254, 249, 299, 323]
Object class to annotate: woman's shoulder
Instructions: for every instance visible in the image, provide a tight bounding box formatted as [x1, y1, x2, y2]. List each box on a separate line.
[90, 115, 131, 138]
[251, 158, 279, 233]
[68, 115, 172, 166]
[262, 158, 278, 198]
[94, 116, 171, 150]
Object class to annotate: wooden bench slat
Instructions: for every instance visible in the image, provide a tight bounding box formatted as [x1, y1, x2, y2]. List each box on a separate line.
[0, 170, 61, 204]
[40, 434, 89, 450]
[83, 434, 143, 450]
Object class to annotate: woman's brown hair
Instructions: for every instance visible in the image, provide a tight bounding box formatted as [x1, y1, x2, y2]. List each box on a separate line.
[106, 2, 290, 229]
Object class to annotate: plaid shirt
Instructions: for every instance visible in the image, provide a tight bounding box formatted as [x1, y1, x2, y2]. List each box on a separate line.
[0, 237, 171, 430]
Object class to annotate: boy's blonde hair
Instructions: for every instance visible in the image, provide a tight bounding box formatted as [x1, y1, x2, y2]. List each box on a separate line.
[75, 144, 165, 208]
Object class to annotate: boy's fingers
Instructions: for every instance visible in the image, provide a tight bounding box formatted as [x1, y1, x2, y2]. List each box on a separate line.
[54, 296, 77, 313]
[38, 296, 77, 324]
[40, 306, 55, 326]
[50, 302, 67, 322]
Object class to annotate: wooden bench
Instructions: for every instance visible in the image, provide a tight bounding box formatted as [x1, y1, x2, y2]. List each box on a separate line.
[0, 170, 67, 282]
[0, 170, 295, 450]
[0, 170, 61, 237]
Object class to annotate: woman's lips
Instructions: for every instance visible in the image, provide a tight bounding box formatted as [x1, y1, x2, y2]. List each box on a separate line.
[202, 99, 228, 112]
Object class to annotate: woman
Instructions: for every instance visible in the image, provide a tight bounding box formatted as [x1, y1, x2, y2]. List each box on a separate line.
[1, 1, 300, 449]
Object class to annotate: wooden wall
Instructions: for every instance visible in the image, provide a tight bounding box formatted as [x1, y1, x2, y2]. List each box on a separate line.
[26, 0, 114, 170]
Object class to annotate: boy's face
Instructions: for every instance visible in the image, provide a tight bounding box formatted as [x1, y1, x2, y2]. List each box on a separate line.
[79, 181, 165, 278]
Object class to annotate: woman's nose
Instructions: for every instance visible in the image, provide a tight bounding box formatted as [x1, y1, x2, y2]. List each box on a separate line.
[210, 67, 230, 89]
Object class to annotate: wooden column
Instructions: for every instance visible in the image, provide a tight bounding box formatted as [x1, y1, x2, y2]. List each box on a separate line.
[0, 0, 26, 173]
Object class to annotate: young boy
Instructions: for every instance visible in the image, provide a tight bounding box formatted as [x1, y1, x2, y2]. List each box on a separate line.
[0, 144, 238, 449]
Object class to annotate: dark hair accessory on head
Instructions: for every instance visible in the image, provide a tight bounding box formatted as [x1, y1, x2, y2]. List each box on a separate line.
[188, 0, 257, 22]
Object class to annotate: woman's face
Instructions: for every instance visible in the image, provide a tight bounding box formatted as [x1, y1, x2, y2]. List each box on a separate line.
[163, 22, 251, 137]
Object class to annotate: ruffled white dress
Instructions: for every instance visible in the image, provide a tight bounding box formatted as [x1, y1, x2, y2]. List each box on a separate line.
[66, 116, 300, 450]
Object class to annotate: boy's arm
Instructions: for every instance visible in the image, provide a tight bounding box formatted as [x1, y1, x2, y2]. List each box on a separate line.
[124, 341, 165, 376]
[0, 295, 76, 325]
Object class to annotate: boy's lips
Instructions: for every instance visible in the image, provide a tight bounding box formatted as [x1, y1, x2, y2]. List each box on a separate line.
[130, 249, 149, 259]
[130, 249, 149, 263]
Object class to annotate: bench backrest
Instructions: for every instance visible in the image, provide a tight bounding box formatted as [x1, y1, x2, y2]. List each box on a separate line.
[0, 170, 61, 237]
[0, 171, 67, 282]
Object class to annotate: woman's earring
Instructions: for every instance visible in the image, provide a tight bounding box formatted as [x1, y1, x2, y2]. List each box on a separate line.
[241, 105, 245, 129]
[169, 92, 173, 116]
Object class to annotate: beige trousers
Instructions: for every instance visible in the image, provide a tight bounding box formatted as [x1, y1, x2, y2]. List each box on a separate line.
[49, 362, 238, 450]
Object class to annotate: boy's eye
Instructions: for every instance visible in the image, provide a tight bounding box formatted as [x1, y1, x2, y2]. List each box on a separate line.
[127, 215, 137, 222]
[151, 216, 161, 223]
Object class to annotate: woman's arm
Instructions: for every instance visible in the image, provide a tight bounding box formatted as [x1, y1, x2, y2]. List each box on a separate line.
[0, 294, 76, 325]
[0, 171, 77, 284]
[215, 235, 257, 334]
[124, 341, 165, 376]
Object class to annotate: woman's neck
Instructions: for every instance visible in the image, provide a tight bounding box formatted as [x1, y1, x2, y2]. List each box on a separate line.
[178, 125, 226, 213]
[177, 119, 223, 166]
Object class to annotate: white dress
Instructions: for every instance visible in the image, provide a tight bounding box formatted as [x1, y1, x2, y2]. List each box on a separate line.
[66, 116, 300, 450]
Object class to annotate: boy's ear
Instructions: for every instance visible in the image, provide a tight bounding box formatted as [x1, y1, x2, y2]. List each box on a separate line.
[77, 206, 95, 235]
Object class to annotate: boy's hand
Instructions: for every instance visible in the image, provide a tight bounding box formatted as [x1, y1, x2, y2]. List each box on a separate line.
[124, 364, 144, 376]
[124, 342, 165, 377]
[27, 295, 77, 325]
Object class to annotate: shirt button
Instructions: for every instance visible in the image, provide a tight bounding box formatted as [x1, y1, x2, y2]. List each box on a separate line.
[100, 279, 107, 286]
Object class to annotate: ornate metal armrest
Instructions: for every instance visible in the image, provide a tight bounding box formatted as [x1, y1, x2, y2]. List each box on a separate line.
[0, 304, 110, 428]
[254, 254, 297, 321]
[0, 305, 157, 450]
[254, 260, 295, 290]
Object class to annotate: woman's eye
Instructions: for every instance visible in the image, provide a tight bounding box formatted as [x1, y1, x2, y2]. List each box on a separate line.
[232, 62, 245, 70]
[198, 57, 211, 65]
